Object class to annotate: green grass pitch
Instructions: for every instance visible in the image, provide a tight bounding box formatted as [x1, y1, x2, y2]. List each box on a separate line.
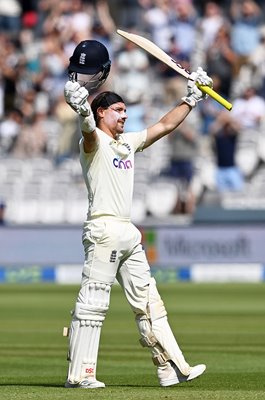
[0, 283, 265, 400]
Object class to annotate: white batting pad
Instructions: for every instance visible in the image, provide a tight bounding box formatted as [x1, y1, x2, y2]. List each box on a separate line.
[76, 281, 111, 320]
[151, 316, 191, 376]
[67, 319, 103, 384]
[149, 278, 191, 375]
[139, 278, 191, 376]
[66, 282, 111, 384]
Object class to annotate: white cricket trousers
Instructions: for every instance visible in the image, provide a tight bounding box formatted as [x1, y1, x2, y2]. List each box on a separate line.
[81, 216, 152, 314]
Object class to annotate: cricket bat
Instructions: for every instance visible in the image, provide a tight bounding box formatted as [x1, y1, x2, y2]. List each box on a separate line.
[117, 29, 233, 111]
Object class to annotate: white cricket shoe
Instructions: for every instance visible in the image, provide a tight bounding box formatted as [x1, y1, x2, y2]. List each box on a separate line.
[65, 379, 105, 389]
[158, 361, 206, 387]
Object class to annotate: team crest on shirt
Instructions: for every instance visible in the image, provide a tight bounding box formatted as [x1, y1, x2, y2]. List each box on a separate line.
[109, 139, 131, 159]
[109, 250, 117, 262]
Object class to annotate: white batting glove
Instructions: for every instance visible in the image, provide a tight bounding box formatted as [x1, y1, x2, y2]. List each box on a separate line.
[64, 80, 96, 133]
[181, 67, 213, 108]
[64, 81, 80, 103]
[64, 80, 90, 116]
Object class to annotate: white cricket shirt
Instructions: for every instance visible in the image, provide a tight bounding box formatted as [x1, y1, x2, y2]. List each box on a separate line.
[79, 127, 147, 219]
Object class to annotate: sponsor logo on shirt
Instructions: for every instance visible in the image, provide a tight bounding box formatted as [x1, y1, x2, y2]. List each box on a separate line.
[113, 158, 133, 169]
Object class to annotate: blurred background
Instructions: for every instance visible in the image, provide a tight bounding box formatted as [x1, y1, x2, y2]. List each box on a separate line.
[0, 0, 265, 284]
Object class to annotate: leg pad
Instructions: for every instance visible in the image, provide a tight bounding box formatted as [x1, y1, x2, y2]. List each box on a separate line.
[66, 281, 111, 384]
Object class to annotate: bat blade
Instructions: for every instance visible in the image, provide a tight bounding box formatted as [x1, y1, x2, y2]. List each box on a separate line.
[117, 29, 232, 111]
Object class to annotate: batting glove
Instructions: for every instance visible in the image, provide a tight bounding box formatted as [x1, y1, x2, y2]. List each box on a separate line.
[181, 67, 213, 108]
[64, 80, 96, 133]
[64, 80, 90, 116]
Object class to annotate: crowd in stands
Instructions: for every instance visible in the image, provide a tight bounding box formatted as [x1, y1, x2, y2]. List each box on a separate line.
[1, 0, 265, 223]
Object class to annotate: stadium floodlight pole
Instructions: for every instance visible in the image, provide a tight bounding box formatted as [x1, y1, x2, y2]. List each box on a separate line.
[117, 29, 233, 111]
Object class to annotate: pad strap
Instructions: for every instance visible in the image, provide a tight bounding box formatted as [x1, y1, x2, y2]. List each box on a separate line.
[139, 328, 170, 366]
[136, 278, 191, 376]
[137, 315, 170, 366]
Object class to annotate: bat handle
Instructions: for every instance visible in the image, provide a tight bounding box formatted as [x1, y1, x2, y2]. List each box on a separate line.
[197, 84, 233, 111]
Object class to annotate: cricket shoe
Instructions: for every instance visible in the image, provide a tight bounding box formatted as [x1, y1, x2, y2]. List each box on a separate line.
[158, 361, 206, 387]
[65, 379, 105, 389]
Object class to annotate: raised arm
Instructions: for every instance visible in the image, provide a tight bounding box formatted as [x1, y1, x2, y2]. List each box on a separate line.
[64, 81, 98, 153]
[144, 67, 213, 149]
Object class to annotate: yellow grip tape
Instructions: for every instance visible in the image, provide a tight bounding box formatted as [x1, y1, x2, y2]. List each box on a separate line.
[197, 84, 233, 111]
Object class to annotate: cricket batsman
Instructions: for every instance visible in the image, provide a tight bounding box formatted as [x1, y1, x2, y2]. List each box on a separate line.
[63, 38, 212, 388]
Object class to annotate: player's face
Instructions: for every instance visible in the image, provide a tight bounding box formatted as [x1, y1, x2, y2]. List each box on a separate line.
[104, 102, 128, 134]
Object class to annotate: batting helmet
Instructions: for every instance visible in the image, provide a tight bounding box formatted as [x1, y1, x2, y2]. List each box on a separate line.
[68, 40, 111, 90]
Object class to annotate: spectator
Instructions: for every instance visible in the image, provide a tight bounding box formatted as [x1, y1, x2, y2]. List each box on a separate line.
[39, 30, 69, 100]
[230, 86, 265, 177]
[19, 28, 42, 77]
[54, 95, 79, 163]
[170, 0, 198, 63]
[124, 93, 147, 132]
[20, 0, 38, 32]
[163, 112, 200, 214]
[0, 108, 23, 154]
[248, 25, 265, 99]
[198, 74, 224, 136]
[142, 0, 173, 52]
[12, 112, 48, 158]
[0, 34, 22, 113]
[114, 0, 142, 29]
[0, 0, 22, 36]
[230, 0, 263, 72]
[206, 22, 238, 98]
[0, 200, 6, 226]
[231, 86, 265, 130]
[114, 39, 151, 104]
[198, 2, 226, 51]
[157, 35, 190, 105]
[94, 0, 116, 39]
[210, 111, 244, 192]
